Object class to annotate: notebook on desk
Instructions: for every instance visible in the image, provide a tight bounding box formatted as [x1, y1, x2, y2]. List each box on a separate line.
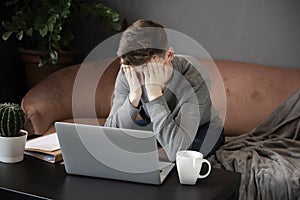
[25, 133, 63, 163]
[55, 122, 174, 185]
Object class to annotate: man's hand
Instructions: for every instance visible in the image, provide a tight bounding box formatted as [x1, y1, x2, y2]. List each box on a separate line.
[143, 58, 173, 101]
[122, 65, 142, 107]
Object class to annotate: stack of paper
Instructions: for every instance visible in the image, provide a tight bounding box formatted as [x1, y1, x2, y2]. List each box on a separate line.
[25, 133, 63, 163]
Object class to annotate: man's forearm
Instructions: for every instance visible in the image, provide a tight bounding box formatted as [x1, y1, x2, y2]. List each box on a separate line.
[128, 93, 141, 108]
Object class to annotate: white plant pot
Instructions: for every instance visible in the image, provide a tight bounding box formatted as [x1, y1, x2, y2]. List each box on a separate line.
[0, 130, 28, 163]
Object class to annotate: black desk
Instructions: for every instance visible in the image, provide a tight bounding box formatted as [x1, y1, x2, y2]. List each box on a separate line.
[0, 156, 240, 200]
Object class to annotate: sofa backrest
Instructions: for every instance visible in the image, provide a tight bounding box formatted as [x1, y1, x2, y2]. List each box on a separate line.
[22, 58, 120, 135]
[215, 60, 300, 136]
[22, 58, 300, 136]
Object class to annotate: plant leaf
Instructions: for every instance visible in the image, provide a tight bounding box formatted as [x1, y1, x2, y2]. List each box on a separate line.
[16, 30, 23, 40]
[48, 23, 54, 32]
[38, 58, 49, 67]
[50, 50, 58, 65]
[109, 22, 121, 31]
[2, 31, 13, 41]
[50, 50, 58, 60]
[39, 25, 48, 37]
[111, 13, 120, 23]
[26, 28, 33, 37]
[61, 10, 70, 18]
[52, 34, 61, 42]
[12, 16, 25, 28]
[54, 25, 62, 33]
[51, 42, 60, 50]
[51, 59, 57, 65]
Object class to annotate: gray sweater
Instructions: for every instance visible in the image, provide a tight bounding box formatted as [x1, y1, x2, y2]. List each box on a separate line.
[105, 55, 222, 161]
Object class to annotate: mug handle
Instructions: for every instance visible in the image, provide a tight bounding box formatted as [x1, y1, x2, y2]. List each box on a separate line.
[198, 159, 211, 179]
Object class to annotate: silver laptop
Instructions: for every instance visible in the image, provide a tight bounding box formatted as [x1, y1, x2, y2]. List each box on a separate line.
[55, 122, 174, 185]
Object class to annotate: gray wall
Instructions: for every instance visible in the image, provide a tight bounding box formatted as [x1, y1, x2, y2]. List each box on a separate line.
[1, 0, 299, 102]
[100, 0, 300, 69]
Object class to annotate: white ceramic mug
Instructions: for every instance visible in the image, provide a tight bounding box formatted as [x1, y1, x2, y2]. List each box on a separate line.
[176, 150, 211, 185]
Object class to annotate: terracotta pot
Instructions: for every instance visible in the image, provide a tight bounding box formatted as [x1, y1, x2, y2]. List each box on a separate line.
[18, 48, 75, 88]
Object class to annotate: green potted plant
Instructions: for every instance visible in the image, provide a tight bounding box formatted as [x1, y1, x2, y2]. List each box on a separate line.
[0, 103, 27, 163]
[1, 0, 122, 87]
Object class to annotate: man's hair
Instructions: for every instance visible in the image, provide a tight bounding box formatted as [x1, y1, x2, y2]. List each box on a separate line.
[117, 19, 168, 66]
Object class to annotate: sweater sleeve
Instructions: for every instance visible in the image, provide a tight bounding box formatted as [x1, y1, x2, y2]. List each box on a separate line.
[144, 83, 211, 162]
[144, 56, 214, 162]
[104, 69, 141, 128]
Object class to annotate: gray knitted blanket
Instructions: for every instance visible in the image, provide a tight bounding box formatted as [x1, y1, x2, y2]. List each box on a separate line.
[208, 89, 300, 200]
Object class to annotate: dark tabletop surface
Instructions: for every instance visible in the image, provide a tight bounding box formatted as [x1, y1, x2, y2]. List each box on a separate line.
[0, 155, 241, 200]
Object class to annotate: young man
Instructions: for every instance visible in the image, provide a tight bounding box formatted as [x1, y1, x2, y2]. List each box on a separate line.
[105, 19, 224, 161]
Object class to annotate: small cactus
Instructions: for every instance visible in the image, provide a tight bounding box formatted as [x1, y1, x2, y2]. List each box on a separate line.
[0, 103, 25, 137]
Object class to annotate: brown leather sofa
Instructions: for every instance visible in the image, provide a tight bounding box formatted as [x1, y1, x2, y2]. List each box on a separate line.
[21, 59, 300, 137]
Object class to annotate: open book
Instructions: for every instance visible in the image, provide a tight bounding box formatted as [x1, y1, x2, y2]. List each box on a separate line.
[25, 133, 62, 163]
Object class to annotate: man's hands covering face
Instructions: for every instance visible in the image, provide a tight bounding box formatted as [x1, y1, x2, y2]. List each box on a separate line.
[122, 57, 173, 107]
[144, 58, 173, 101]
[122, 65, 142, 107]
